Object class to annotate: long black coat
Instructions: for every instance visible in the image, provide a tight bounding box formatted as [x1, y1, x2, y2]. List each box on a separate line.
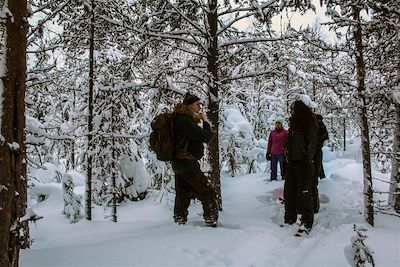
[171, 104, 211, 174]
[284, 116, 318, 227]
[285, 117, 318, 163]
[314, 114, 329, 178]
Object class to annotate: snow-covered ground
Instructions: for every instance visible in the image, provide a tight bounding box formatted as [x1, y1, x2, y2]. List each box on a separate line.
[21, 147, 399, 267]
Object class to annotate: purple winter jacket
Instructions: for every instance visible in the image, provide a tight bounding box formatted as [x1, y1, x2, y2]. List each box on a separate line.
[267, 128, 288, 155]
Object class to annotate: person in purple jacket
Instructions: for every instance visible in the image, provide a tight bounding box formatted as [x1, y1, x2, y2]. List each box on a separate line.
[266, 117, 288, 181]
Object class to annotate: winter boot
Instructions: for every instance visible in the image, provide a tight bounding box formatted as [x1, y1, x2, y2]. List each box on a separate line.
[294, 224, 311, 237]
[204, 212, 218, 228]
[174, 215, 187, 225]
[284, 219, 296, 225]
[204, 218, 218, 228]
[298, 223, 311, 234]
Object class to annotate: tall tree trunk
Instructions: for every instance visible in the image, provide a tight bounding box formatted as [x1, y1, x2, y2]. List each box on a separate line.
[343, 117, 346, 151]
[69, 90, 76, 170]
[86, 0, 95, 220]
[111, 93, 117, 222]
[0, 0, 29, 266]
[253, 78, 262, 139]
[352, 6, 374, 226]
[206, 0, 222, 210]
[388, 37, 400, 212]
[389, 105, 400, 212]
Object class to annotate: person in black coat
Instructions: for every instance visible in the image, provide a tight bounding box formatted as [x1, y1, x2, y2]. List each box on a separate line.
[284, 100, 318, 233]
[171, 92, 219, 227]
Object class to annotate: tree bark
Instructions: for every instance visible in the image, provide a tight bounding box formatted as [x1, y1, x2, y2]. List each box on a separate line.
[389, 105, 400, 212]
[111, 93, 117, 222]
[352, 6, 374, 226]
[206, 0, 222, 210]
[0, 0, 29, 266]
[388, 28, 400, 213]
[86, 0, 95, 220]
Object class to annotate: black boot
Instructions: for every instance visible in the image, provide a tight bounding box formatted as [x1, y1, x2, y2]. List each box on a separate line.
[204, 218, 218, 227]
[174, 215, 187, 225]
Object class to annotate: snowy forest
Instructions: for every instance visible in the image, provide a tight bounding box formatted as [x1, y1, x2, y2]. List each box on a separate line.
[0, 0, 399, 266]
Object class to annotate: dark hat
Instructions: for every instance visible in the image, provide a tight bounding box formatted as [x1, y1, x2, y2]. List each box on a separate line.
[182, 92, 200, 105]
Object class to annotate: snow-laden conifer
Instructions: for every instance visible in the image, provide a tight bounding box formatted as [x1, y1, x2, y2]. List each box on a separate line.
[352, 224, 375, 267]
[220, 108, 263, 176]
[62, 173, 82, 223]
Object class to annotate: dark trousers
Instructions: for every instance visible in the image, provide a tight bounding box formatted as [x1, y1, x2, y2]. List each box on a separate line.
[174, 163, 218, 221]
[314, 148, 326, 179]
[284, 160, 314, 228]
[312, 175, 320, 213]
[271, 154, 285, 180]
[313, 148, 325, 212]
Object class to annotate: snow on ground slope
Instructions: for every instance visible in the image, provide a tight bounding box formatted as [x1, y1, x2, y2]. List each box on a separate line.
[21, 156, 399, 267]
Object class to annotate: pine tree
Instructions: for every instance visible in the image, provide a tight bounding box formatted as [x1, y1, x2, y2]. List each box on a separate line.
[28, 0, 147, 220]
[364, 0, 400, 213]
[62, 173, 82, 223]
[87, 0, 95, 220]
[324, 0, 375, 225]
[352, 224, 375, 267]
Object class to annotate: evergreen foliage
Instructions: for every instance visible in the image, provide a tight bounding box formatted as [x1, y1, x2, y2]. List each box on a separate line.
[352, 224, 375, 267]
[62, 173, 82, 223]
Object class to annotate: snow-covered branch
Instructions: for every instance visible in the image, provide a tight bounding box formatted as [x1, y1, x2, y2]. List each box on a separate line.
[168, 0, 207, 36]
[27, 63, 57, 74]
[19, 208, 43, 223]
[27, 44, 63, 54]
[27, 0, 72, 40]
[99, 82, 148, 92]
[220, 35, 297, 47]
[159, 39, 206, 58]
[217, 11, 256, 35]
[218, 0, 279, 16]
[222, 69, 286, 83]
[98, 14, 202, 47]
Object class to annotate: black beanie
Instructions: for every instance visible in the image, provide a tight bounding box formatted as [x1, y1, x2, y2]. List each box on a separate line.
[182, 92, 200, 105]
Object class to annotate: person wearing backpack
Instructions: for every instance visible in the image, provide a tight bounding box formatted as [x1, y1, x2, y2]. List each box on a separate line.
[266, 117, 288, 181]
[171, 92, 219, 227]
[312, 113, 329, 213]
[284, 100, 318, 234]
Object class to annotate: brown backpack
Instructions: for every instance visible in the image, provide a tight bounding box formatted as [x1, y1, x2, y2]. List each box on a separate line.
[149, 113, 175, 161]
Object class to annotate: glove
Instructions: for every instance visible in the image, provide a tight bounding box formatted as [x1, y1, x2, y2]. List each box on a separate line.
[266, 154, 272, 161]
